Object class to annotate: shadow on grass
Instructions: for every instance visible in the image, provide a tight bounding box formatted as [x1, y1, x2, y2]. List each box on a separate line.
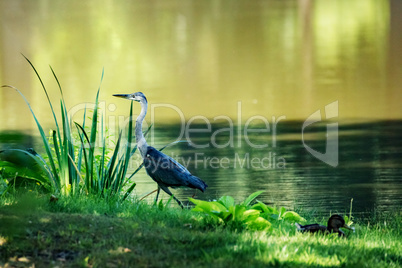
[1, 193, 401, 267]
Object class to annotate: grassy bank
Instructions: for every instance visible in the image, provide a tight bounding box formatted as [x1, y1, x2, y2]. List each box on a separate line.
[0, 192, 400, 267]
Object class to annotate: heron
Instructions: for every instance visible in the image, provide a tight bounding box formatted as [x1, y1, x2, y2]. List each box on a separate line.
[113, 92, 208, 208]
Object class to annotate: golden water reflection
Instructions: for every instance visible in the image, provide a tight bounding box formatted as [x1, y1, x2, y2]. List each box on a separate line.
[0, 0, 401, 132]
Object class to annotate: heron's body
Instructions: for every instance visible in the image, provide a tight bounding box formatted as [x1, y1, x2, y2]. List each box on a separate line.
[113, 92, 207, 208]
[144, 146, 207, 190]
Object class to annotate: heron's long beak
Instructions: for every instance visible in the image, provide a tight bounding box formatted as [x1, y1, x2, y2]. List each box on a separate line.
[113, 94, 131, 99]
[343, 224, 355, 232]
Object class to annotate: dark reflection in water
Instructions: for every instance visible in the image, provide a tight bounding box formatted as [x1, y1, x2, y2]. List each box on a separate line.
[1, 120, 401, 217]
[0, 131, 35, 150]
[137, 120, 402, 217]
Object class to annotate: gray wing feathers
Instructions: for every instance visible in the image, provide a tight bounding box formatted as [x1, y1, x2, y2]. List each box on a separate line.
[143, 147, 207, 192]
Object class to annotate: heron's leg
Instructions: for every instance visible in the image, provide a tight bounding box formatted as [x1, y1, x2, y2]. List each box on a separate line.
[154, 186, 161, 204]
[139, 189, 158, 201]
[160, 185, 184, 209]
[191, 190, 198, 198]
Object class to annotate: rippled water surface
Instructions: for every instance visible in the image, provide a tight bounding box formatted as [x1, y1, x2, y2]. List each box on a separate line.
[3, 120, 401, 216]
[123, 120, 401, 216]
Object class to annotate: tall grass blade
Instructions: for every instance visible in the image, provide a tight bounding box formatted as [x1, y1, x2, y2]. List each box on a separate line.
[67, 154, 84, 188]
[51, 130, 61, 167]
[2, 85, 60, 192]
[22, 55, 62, 143]
[77, 104, 87, 172]
[114, 101, 134, 194]
[75, 122, 92, 193]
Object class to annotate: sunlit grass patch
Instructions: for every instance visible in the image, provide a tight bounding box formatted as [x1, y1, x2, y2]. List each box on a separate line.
[1, 191, 400, 267]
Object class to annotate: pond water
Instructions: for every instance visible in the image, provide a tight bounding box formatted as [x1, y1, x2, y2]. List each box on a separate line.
[0, 0, 401, 217]
[128, 120, 402, 216]
[1, 120, 401, 217]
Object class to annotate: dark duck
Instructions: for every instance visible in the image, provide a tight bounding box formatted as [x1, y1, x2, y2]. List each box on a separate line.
[295, 215, 355, 237]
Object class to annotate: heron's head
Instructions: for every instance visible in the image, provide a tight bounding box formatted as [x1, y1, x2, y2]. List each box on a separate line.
[113, 92, 147, 103]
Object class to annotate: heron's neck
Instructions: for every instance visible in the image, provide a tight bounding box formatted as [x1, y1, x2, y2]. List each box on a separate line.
[136, 100, 149, 158]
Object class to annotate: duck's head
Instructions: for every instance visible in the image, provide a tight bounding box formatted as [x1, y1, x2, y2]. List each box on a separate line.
[327, 215, 355, 233]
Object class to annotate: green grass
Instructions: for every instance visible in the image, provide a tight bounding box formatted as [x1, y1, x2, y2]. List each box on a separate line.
[0, 191, 400, 267]
[1, 58, 141, 199]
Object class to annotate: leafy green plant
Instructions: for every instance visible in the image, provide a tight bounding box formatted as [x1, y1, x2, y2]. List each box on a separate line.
[189, 191, 271, 231]
[0, 148, 51, 188]
[0, 168, 14, 197]
[0, 159, 49, 191]
[2, 57, 140, 199]
[190, 191, 306, 231]
[251, 201, 306, 223]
